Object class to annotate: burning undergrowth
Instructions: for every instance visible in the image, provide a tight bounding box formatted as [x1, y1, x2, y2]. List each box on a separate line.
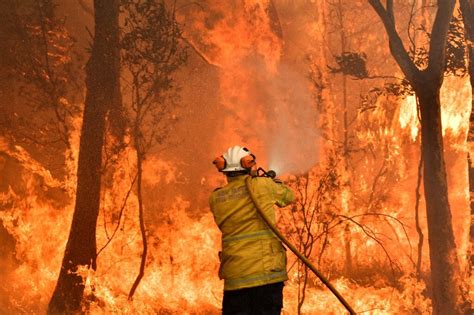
[0, 0, 472, 314]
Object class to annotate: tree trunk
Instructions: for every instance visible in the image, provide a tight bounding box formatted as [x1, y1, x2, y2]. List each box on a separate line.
[367, 1, 468, 312]
[128, 141, 148, 300]
[415, 81, 464, 314]
[415, 156, 424, 279]
[48, 0, 121, 313]
[459, 0, 474, 280]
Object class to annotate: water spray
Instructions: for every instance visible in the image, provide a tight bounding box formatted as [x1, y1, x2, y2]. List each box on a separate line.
[245, 176, 356, 315]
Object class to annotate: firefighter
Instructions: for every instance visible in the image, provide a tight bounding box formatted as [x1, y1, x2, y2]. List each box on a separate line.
[210, 145, 295, 315]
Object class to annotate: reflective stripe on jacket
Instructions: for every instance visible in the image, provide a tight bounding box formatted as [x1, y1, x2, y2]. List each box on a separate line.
[209, 175, 295, 291]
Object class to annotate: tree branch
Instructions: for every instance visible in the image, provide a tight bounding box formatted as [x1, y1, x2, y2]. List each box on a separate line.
[367, 0, 419, 82]
[387, 0, 394, 23]
[427, 0, 456, 75]
[180, 35, 219, 68]
[96, 172, 138, 258]
[407, 0, 418, 55]
[340, 214, 398, 278]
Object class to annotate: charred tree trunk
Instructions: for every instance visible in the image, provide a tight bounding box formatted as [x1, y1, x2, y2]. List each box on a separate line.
[459, 0, 474, 278]
[48, 0, 121, 313]
[414, 78, 464, 314]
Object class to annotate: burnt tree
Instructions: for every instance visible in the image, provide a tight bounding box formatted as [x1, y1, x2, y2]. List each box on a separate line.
[48, 0, 121, 313]
[368, 1, 468, 314]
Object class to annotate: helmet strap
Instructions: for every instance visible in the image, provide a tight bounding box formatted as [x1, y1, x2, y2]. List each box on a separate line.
[225, 170, 250, 177]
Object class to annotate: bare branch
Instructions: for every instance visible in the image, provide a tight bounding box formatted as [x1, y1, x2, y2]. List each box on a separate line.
[368, 0, 419, 82]
[96, 172, 138, 257]
[180, 35, 219, 68]
[387, 0, 394, 22]
[340, 214, 398, 278]
[427, 0, 456, 75]
[407, 0, 417, 55]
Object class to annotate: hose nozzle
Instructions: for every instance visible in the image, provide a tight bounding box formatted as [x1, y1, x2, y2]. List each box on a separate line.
[256, 167, 276, 179]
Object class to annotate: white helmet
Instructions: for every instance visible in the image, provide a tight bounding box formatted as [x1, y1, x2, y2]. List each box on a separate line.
[213, 145, 256, 172]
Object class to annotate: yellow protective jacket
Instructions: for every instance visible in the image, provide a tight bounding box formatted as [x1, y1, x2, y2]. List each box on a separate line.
[209, 175, 295, 291]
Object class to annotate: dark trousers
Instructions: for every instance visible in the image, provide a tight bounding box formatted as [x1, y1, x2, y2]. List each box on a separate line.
[222, 282, 284, 315]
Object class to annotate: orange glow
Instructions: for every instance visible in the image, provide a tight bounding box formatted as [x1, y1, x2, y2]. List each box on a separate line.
[399, 76, 471, 142]
[1, 1, 472, 314]
[399, 95, 419, 142]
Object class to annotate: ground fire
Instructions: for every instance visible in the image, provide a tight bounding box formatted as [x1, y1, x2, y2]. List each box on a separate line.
[0, 0, 472, 314]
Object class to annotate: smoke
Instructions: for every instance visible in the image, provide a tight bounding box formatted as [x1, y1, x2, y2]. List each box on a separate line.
[232, 57, 319, 175]
[264, 64, 319, 175]
[189, 1, 320, 176]
[210, 56, 319, 175]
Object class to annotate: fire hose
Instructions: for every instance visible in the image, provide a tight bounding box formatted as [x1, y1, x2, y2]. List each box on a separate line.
[245, 174, 357, 315]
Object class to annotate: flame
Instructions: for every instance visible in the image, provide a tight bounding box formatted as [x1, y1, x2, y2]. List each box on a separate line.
[0, 153, 73, 313]
[399, 76, 471, 142]
[399, 95, 419, 142]
[1, 1, 472, 314]
[181, 0, 319, 175]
